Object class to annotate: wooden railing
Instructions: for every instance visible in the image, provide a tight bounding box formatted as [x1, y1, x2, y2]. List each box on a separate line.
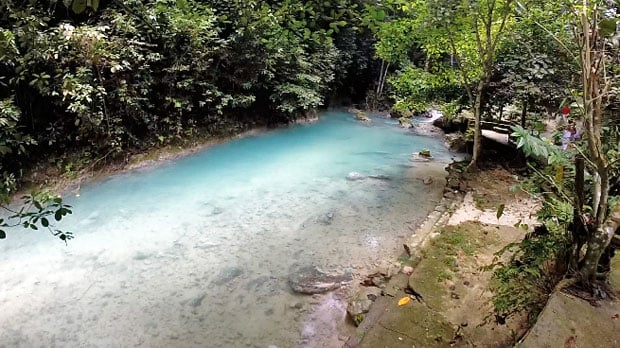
[480, 120, 516, 134]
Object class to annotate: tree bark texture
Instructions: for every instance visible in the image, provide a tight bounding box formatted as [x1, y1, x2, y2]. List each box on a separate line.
[577, 2, 614, 284]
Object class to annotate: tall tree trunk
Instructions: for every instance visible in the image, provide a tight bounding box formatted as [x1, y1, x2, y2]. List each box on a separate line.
[376, 60, 384, 96]
[469, 79, 486, 169]
[378, 63, 390, 96]
[520, 98, 528, 128]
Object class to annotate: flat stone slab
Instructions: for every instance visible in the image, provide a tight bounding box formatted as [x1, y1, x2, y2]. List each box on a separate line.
[288, 266, 352, 294]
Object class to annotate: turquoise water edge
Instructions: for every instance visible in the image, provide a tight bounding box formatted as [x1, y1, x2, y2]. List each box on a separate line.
[0, 111, 454, 347]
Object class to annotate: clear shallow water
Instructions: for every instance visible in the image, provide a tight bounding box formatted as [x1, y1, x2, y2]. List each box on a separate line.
[0, 111, 452, 348]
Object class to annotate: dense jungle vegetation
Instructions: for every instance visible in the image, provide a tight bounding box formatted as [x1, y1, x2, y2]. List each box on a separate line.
[2, 0, 620, 320]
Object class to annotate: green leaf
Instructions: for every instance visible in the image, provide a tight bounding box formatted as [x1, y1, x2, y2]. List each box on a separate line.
[375, 10, 386, 21]
[41, 218, 49, 228]
[0, 230, 5, 239]
[55, 210, 62, 221]
[496, 204, 505, 220]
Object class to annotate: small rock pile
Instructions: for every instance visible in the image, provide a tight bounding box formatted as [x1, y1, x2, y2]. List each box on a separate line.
[346, 262, 402, 326]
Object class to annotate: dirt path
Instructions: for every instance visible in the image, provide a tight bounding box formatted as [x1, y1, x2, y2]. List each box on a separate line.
[519, 255, 620, 347]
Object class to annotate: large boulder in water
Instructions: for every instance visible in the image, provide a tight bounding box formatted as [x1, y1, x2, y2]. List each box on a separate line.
[398, 117, 413, 129]
[433, 115, 469, 133]
[354, 112, 371, 123]
[288, 266, 352, 294]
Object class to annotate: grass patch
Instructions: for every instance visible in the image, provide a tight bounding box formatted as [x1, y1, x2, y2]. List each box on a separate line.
[409, 222, 497, 310]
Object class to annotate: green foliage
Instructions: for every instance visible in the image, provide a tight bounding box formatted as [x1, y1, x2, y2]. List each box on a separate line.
[490, 196, 573, 319]
[0, 192, 73, 242]
[489, 221, 568, 319]
[0, 0, 379, 240]
[0, 0, 372, 161]
[0, 98, 36, 201]
[438, 100, 462, 121]
[388, 66, 462, 114]
[512, 125, 567, 165]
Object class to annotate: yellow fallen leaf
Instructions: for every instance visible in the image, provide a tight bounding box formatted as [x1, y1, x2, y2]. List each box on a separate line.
[398, 296, 410, 306]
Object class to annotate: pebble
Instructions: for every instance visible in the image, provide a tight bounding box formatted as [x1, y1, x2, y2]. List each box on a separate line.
[290, 302, 304, 309]
[402, 266, 414, 275]
[450, 292, 460, 299]
[460, 321, 468, 327]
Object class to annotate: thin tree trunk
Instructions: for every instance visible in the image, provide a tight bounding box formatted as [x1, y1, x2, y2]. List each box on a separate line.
[520, 99, 528, 128]
[376, 60, 385, 96]
[581, 186, 617, 283]
[571, 155, 586, 272]
[95, 66, 110, 136]
[379, 63, 390, 96]
[469, 79, 486, 169]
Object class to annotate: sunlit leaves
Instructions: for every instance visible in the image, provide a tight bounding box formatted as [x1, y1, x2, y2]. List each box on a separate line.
[511, 125, 565, 164]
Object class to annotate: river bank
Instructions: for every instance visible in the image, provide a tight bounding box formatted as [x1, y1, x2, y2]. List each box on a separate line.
[345, 163, 541, 347]
[18, 113, 320, 199]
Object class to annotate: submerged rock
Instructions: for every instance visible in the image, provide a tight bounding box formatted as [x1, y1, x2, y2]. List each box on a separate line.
[317, 211, 334, 225]
[212, 266, 244, 286]
[346, 172, 365, 181]
[368, 174, 391, 181]
[354, 112, 371, 123]
[288, 266, 352, 294]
